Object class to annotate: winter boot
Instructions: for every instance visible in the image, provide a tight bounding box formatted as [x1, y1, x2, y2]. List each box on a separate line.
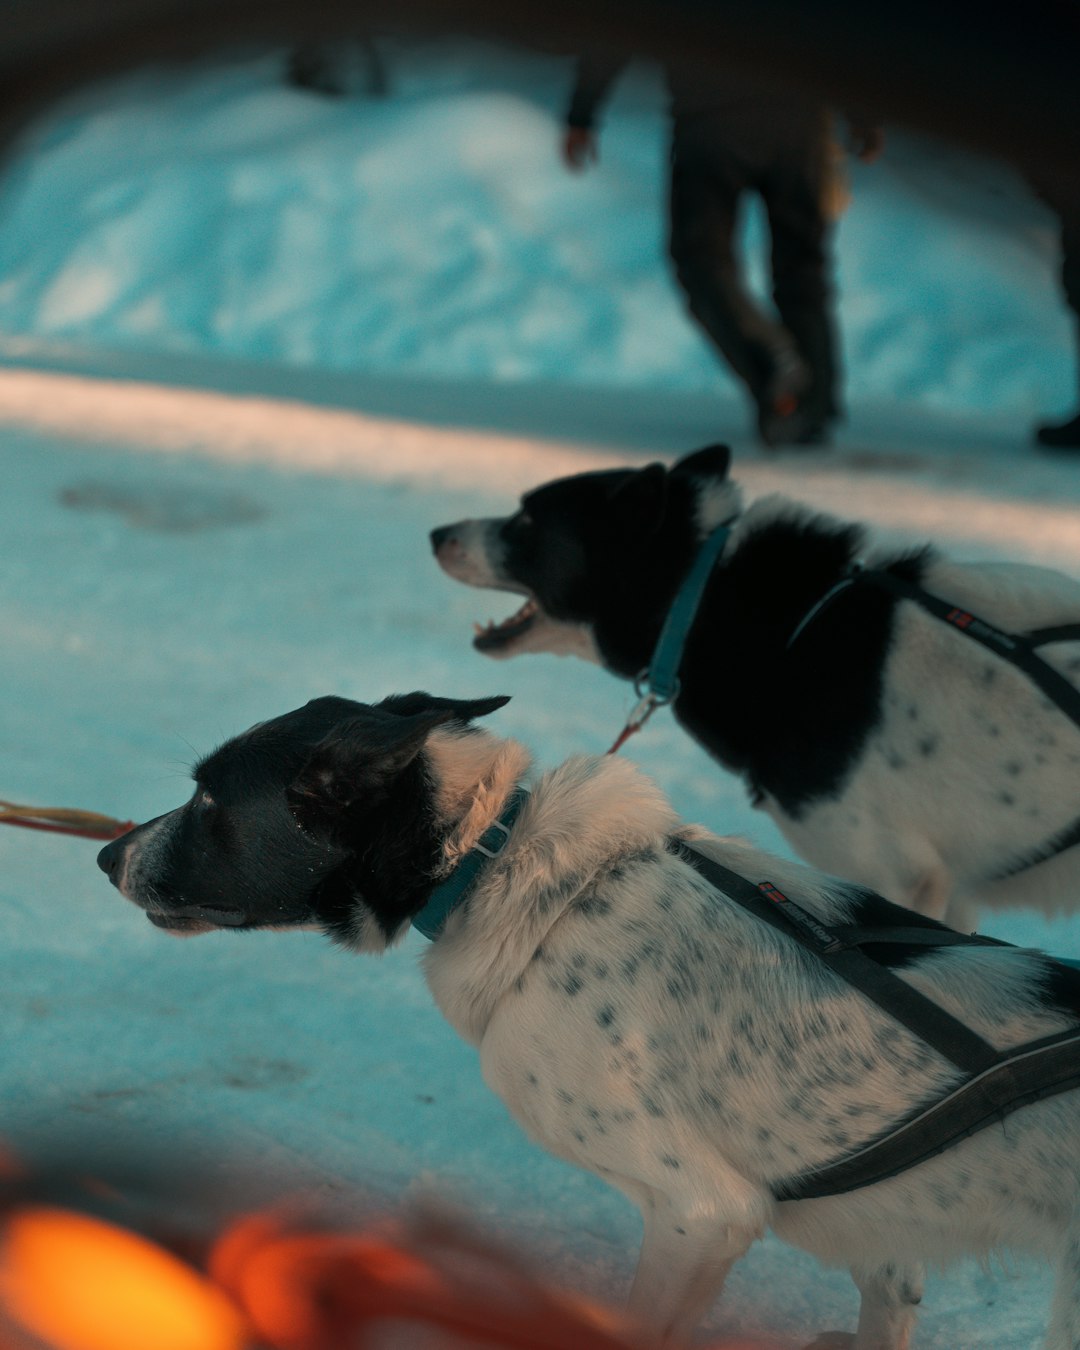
[1035, 411, 1080, 450]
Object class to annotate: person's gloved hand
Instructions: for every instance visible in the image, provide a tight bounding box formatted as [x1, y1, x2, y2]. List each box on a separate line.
[562, 126, 599, 170]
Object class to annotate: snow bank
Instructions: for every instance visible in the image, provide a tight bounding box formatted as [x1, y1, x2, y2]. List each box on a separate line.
[0, 42, 1072, 423]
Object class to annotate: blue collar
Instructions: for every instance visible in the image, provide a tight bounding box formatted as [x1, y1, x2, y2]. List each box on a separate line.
[411, 788, 529, 941]
[640, 520, 733, 704]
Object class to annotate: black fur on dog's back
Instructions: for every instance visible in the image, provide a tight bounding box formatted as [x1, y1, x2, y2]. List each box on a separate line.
[678, 521, 932, 816]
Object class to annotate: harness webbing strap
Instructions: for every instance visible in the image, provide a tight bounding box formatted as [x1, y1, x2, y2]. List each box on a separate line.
[859, 569, 1080, 731]
[671, 844, 1000, 1076]
[670, 841, 1080, 1200]
[856, 569, 1080, 880]
[993, 813, 1080, 882]
[827, 925, 1008, 951]
[1024, 623, 1080, 648]
[785, 567, 1080, 878]
[775, 1028, 1080, 1201]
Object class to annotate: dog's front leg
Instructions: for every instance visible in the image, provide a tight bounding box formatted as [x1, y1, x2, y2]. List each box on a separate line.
[850, 1261, 924, 1350]
[625, 1191, 757, 1348]
[1044, 1210, 1080, 1350]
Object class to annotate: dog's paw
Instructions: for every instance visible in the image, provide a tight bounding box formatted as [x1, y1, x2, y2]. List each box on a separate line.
[801, 1334, 854, 1350]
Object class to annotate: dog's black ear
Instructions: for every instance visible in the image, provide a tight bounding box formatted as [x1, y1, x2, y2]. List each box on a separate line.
[293, 706, 462, 812]
[293, 696, 510, 814]
[377, 691, 510, 723]
[671, 444, 732, 481]
[607, 461, 668, 533]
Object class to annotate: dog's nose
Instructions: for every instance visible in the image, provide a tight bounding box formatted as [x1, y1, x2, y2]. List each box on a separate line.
[430, 524, 455, 554]
[97, 837, 123, 884]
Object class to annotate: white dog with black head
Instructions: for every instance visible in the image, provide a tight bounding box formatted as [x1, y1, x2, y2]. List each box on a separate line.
[98, 693, 1080, 1349]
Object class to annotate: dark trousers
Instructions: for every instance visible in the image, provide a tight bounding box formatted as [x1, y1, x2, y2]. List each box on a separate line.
[1061, 213, 1080, 394]
[667, 118, 839, 427]
[1029, 174, 1080, 402]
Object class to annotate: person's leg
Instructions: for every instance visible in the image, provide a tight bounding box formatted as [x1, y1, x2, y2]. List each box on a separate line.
[286, 43, 344, 96]
[1036, 206, 1080, 449]
[760, 131, 840, 443]
[667, 146, 807, 441]
[285, 37, 388, 99]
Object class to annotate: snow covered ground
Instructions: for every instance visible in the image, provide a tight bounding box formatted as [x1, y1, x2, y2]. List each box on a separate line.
[0, 37, 1078, 1350]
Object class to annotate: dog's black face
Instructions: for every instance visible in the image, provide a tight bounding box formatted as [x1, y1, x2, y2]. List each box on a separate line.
[97, 692, 509, 942]
[431, 445, 736, 673]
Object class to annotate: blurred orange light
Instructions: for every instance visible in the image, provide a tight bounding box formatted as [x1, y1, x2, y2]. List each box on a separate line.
[209, 1209, 780, 1350]
[0, 1146, 23, 1183]
[0, 1206, 246, 1350]
[211, 1214, 453, 1348]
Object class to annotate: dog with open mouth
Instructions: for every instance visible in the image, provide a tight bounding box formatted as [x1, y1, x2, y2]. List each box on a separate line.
[98, 691, 1080, 1350]
[431, 445, 1080, 933]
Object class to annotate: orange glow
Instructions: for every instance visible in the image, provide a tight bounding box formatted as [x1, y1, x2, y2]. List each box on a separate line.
[0, 1141, 779, 1350]
[210, 1209, 779, 1350]
[211, 1214, 463, 1350]
[0, 1206, 246, 1350]
[210, 1209, 633, 1350]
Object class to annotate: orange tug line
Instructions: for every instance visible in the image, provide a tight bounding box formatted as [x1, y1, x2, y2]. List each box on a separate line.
[0, 801, 135, 842]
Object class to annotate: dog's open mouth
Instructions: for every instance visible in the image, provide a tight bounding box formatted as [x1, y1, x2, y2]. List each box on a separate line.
[146, 905, 249, 935]
[473, 597, 538, 652]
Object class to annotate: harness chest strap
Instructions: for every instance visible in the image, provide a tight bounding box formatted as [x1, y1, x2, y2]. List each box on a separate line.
[671, 841, 1080, 1202]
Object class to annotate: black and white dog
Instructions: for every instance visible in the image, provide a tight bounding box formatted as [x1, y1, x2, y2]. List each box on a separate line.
[431, 446, 1080, 932]
[97, 693, 1080, 1349]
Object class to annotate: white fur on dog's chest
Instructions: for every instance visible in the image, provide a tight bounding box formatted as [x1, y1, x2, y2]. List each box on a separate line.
[476, 960, 773, 1229]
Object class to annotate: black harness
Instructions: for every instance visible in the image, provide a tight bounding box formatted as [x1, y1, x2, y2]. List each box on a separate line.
[672, 841, 1080, 1203]
[788, 566, 1080, 879]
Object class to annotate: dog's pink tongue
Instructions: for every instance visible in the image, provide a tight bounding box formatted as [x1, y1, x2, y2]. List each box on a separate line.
[473, 598, 538, 651]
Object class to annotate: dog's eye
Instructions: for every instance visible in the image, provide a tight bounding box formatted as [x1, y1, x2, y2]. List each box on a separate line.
[505, 510, 533, 536]
[194, 789, 215, 810]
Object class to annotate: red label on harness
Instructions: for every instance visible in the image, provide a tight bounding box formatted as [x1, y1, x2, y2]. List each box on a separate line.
[946, 608, 974, 629]
[757, 880, 843, 952]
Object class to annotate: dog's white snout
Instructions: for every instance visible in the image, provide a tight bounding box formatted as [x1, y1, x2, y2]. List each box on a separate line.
[431, 519, 500, 588]
[430, 521, 467, 572]
[100, 812, 174, 904]
[430, 522, 457, 552]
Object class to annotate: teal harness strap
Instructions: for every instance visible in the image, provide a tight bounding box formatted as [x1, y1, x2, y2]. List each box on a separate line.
[411, 789, 528, 941]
